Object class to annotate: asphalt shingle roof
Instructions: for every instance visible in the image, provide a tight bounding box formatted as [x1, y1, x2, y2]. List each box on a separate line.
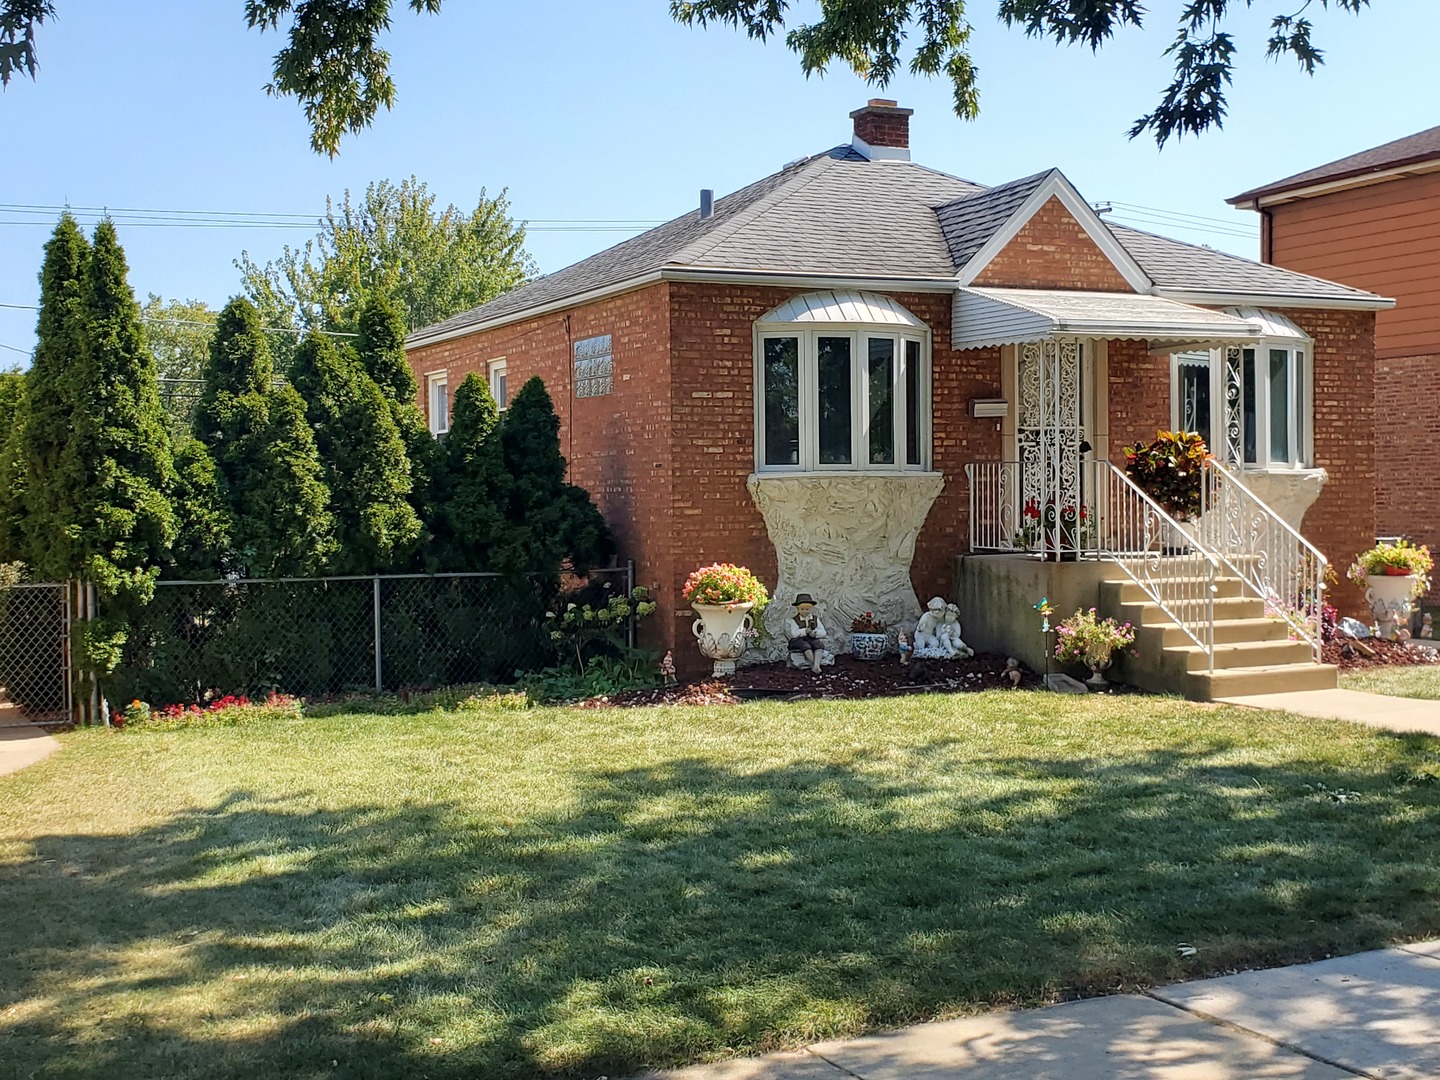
[1229, 124, 1440, 205]
[410, 145, 1384, 344]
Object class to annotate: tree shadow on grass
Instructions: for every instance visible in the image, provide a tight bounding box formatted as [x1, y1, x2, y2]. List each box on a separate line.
[3, 734, 1440, 1078]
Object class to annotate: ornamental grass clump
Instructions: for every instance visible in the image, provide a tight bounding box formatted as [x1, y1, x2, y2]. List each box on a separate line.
[1123, 430, 1209, 521]
[1054, 607, 1137, 667]
[682, 564, 769, 612]
[1348, 539, 1434, 601]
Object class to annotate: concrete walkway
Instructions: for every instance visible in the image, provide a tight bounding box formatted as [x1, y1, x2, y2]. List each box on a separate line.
[0, 722, 61, 777]
[645, 941, 1440, 1079]
[1216, 688, 1440, 736]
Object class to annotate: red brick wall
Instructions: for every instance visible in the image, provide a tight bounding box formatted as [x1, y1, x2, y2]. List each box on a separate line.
[1375, 353, 1440, 600]
[973, 197, 1135, 292]
[1283, 308, 1377, 616]
[1105, 339, 1169, 461]
[406, 282, 679, 652]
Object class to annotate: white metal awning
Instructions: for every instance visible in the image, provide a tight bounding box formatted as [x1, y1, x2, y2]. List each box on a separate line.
[1223, 306, 1310, 343]
[759, 289, 926, 328]
[951, 287, 1262, 351]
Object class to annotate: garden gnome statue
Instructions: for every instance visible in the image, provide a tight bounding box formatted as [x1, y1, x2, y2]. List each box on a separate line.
[1423, 613, 1434, 640]
[897, 631, 912, 667]
[660, 650, 677, 687]
[786, 594, 828, 673]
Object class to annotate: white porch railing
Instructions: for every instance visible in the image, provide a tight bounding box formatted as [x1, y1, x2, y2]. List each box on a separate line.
[965, 461, 1217, 665]
[1196, 459, 1327, 662]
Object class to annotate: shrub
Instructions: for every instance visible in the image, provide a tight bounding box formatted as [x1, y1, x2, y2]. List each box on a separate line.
[682, 564, 769, 611]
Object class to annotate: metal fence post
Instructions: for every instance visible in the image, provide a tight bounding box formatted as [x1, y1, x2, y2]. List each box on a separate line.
[373, 575, 383, 692]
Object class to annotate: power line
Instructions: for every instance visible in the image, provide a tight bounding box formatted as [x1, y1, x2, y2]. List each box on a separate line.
[0, 342, 32, 357]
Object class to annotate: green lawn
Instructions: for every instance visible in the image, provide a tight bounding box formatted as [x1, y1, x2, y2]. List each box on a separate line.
[1342, 664, 1440, 700]
[3, 695, 1439, 1079]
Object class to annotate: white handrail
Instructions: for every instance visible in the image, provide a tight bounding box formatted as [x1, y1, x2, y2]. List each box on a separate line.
[1091, 461, 1217, 667]
[1198, 459, 1328, 661]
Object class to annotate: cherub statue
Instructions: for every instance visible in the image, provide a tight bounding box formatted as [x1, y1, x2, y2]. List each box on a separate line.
[785, 593, 830, 673]
[659, 650, 677, 687]
[913, 597, 948, 657]
[938, 603, 974, 659]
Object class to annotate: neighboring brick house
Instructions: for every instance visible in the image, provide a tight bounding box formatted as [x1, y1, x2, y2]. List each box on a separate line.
[409, 101, 1391, 693]
[1230, 126, 1440, 594]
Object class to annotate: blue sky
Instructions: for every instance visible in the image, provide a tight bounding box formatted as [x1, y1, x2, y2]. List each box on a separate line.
[3, 0, 1435, 363]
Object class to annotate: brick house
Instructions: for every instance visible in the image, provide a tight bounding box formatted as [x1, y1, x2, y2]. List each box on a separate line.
[408, 101, 1392, 698]
[1230, 125, 1440, 596]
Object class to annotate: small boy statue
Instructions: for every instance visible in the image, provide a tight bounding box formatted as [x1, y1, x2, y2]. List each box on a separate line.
[659, 650, 677, 687]
[786, 593, 828, 674]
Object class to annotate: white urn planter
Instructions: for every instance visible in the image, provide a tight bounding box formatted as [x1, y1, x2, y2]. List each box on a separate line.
[849, 632, 888, 661]
[691, 602, 755, 677]
[1365, 574, 1418, 640]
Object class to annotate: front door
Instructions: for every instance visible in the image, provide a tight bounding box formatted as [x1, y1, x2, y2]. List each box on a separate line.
[1016, 340, 1086, 555]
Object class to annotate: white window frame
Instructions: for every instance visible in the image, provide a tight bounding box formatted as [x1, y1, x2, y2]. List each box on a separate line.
[487, 358, 508, 411]
[426, 371, 449, 436]
[753, 322, 932, 474]
[1168, 337, 1313, 470]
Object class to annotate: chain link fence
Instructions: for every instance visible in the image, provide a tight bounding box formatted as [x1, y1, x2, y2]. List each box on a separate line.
[104, 566, 635, 708]
[0, 582, 71, 726]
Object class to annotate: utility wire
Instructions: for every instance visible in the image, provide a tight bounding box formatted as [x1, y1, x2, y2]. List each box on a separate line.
[0, 342, 32, 357]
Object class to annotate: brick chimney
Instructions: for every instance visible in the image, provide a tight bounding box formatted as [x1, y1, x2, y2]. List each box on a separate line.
[850, 99, 913, 161]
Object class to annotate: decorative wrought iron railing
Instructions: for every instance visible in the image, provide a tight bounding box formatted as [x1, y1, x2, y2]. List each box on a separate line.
[1196, 459, 1327, 662]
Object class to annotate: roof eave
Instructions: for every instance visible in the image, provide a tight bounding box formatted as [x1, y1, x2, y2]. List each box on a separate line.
[1228, 154, 1440, 208]
[405, 267, 964, 350]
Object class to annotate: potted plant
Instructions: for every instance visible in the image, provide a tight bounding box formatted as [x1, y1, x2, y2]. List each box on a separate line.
[1123, 431, 1209, 536]
[682, 563, 769, 676]
[1054, 607, 1136, 690]
[1347, 539, 1434, 640]
[1015, 498, 1091, 558]
[849, 611, 888, 660]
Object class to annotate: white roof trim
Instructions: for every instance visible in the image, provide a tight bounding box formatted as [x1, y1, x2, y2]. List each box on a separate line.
[757, 289, 926, 328]
[952, 287, 1261, 351]
[955, 171, 1153, 293]
[1151, 288, 1395, 312]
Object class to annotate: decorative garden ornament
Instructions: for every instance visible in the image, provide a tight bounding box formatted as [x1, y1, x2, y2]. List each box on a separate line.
[1423, 613, 1434, 640]
[938, 603, 974, 659]
[914, 597, 969, 659]
[897, 632, 912, 667]
[691, 602, 755, 677]
[1083, 654, 1112, 690]
[1004, 657, 1023, 688]
[660, 651, 677, 687]
[1364, 575, 1416, 641]
[786, 594, 830, 673]
[848, 609, 888, 660]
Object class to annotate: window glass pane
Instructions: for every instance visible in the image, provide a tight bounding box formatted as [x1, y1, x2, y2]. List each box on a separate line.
[762, 337, 800, 466]
[1269, 348, 1290, 463]
[904, 339, 922, 466]
[868, 338, 895, 465]
[494, 370, 507, 408]
[1242, 348, 1256, 464]
[1176, 352, 1211, 446]
[817, 336, 853, 465]
[430, 378, 448, 432]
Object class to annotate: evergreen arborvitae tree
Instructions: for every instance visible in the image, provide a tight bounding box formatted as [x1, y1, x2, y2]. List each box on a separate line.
[69, 221, 178, 671]
[19, 215, 91, 579]
[431, 373, 510, 571]
[290, 332, 420, 574]
[0, 371, 28, 566]
[167, 435, 230, 578]
[496, 376, 615, 574]
[356, 292, 434, 552]
[195, 298, 335, 576]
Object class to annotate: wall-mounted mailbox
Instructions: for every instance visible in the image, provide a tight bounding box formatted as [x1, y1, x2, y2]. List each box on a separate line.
[969, 398, 1008, 419]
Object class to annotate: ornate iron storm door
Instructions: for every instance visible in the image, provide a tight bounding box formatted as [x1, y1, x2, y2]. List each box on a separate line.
[1016, 340, 1086, 556]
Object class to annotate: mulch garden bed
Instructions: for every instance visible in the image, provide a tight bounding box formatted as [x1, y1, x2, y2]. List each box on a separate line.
[579, 652, 1033, 708]
[1323, 635, 1440, 671]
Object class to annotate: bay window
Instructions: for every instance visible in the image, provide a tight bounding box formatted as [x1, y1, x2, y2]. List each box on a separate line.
[756, 327, 930, 472]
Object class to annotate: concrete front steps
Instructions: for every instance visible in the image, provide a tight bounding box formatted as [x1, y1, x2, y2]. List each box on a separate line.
[1101, 575, 1338, 701]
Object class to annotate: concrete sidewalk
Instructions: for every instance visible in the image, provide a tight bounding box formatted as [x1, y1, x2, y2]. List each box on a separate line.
[646, 941, 1440, 1079]
[1217, 688, 1440, 737]
[0, 722, 61, 777]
